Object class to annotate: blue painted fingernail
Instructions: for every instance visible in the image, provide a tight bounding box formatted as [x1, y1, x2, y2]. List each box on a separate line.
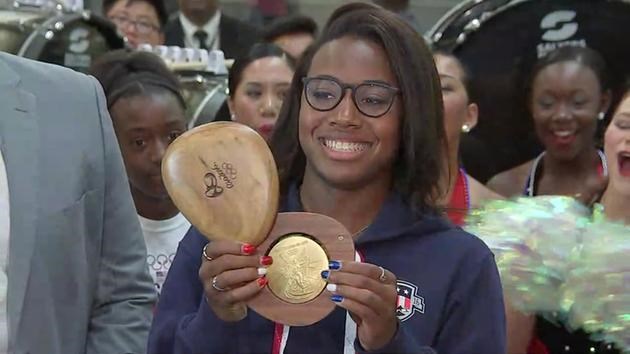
[329, 260, 341, 270]
[331, 295, 343, 303]
[321, 270, 330, 279]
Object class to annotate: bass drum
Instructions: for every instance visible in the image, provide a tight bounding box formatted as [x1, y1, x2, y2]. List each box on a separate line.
[0, 8, 124, 73]
[177, 70, 229, 129]
[428, 0, 630, 182]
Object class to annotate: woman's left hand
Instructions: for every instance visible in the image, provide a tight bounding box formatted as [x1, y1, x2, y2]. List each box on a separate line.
[322, 261, 399, 351]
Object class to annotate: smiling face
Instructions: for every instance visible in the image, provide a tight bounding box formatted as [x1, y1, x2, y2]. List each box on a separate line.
[298, 36, 401, 190]
[530, 61, 607, 161]
[228, 56, 294, 142]
[605, 93, 630, 195]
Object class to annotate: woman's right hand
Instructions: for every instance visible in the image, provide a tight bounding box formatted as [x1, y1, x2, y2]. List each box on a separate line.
[199, 240, 272, 322]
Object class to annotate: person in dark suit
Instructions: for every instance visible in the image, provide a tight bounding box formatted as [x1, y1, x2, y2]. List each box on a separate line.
[262, 14, 317, 60]
[163, 0, 258, 60]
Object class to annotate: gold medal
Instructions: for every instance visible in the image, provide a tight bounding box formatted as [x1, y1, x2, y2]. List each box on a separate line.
[266, 234, 329, 304]
[163, 122, 355, 326]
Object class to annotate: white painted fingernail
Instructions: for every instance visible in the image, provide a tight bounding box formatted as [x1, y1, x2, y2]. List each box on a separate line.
[326, 283, 337, 292]
[257, 267, 267, 276]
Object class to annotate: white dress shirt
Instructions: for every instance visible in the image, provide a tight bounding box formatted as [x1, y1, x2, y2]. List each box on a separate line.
[179, 11, 221, 51]
[0, 149, 10, 354]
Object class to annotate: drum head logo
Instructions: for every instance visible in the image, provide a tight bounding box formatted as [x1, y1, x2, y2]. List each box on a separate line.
[537, 10, 586, 58]
[68, 27, 90, 53]
[396, 280, 425, 322]
[204, 172, 223, 198]
[540, 10, 577, 42]
[199, 157, 236, 198]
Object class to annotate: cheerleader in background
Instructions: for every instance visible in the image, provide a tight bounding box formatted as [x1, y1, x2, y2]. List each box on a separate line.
[433, 51, 538, 354]
[600, 80, 630, 225]
[487, 46, 611, 199]
[467, 76, 630, 354]
[432, 51, 502, 224]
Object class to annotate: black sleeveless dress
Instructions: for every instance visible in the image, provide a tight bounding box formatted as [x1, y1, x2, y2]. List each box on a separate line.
[524, 151, 620, 354]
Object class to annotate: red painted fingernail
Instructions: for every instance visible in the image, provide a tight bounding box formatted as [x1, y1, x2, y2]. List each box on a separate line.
[260, 256, 273, 266]
[257, 277, 268, 287]
[241, 244, 256, 255]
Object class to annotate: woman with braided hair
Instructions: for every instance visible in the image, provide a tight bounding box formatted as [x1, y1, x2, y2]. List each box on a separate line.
[90, 50, 191, 296]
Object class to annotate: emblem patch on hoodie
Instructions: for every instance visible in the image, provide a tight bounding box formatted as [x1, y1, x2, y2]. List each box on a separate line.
[396, 280, 425, 321]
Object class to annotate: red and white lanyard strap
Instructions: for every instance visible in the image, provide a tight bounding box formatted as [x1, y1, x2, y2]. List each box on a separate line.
[272, 251, 362, 354]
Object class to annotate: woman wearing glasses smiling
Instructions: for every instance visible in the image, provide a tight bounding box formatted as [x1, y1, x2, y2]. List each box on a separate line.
[104, 0, 166, 48]
[148, 3, 506, 353]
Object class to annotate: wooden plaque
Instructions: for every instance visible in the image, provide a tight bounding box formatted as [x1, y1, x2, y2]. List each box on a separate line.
[162, 122, 279, 245]
[162, 122, 356, 326]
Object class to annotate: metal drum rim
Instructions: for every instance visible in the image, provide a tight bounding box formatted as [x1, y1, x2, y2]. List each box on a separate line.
[13, 10, 123, 59]
[426, 0, 629, 48]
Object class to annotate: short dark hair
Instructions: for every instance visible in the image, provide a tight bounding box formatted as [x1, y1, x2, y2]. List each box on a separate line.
[269, 2, 445, 213]
[527, 46, 611, 103]
[103, 0, 168, 28]
[228, 42, 296, 96]
[262, 15, 318, 43]
[90, 49, 185, 110]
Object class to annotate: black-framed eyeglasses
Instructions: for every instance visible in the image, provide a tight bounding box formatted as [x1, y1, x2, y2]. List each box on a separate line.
[302, 76, 400, 118]
[109, 15, 160, 35]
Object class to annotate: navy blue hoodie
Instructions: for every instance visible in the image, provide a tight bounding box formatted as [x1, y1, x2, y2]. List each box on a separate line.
[148, 186, 506, 354]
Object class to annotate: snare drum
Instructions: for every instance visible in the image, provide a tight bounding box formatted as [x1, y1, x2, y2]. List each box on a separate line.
[177, 70, 229, 128]
[428, 0, 630, 181]
[0, 8, 124, 72]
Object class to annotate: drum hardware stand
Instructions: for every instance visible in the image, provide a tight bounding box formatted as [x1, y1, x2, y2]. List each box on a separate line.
[427, 0, 513, 48]
[137, 44, 230, 128]
[6, 0, 91, 41]
[10, 0, 84, 15]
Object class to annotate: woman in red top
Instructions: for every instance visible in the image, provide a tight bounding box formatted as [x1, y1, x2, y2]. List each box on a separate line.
[434, 51, 542, 354]
[433, 51, 501, 223]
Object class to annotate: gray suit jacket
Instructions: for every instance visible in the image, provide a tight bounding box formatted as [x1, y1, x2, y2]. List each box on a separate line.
[0, 52, 156, 354]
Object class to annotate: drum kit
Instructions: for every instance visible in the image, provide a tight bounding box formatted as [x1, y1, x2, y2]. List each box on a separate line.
[0, 0, 229, 128]
[428, 0, 630, 181]
[0, 0, 123, 72]
[4, 0, 630, 323]
[136, 44, 230, 129]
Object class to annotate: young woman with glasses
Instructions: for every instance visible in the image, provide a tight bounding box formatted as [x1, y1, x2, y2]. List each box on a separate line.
[148, 3, 506, 353]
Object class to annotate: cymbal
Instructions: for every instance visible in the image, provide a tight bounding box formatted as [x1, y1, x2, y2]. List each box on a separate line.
[162, 121, 279, 245]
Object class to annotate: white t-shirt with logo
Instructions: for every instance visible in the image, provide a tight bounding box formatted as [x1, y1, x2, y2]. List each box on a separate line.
[138, 213, 191, 295]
